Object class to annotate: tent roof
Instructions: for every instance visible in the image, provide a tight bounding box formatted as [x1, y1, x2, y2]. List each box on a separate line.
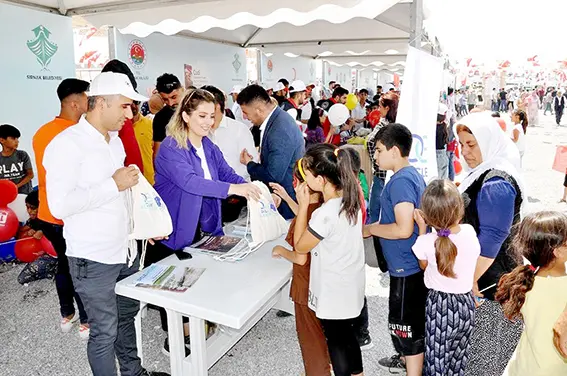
[4, 0, 426, 68]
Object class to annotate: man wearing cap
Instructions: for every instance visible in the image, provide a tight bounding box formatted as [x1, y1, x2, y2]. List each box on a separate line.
[352, 88, 369, 130]
[318, 86, 349, 145]
[33, 78, 90, 338]
[272, 82, 287, 106]
[102, 60, 145, 173]
[281, 80, 307, 122]
[153, 73, 184, 155]
[300, 83, 316, 124]
[43, 72, 168, 376]
[229, 85, 252, 127]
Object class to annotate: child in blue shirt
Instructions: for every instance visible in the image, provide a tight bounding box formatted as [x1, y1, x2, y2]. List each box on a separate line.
[363, 123, 427, 376]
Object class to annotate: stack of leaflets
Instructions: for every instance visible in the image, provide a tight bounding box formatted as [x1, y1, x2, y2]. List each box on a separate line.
[188, 235, 260, 262]
[189, 235, 248, 256]
[133, 264, 205, 292]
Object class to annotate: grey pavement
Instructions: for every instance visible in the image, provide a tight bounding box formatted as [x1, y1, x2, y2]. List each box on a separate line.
[0, 110, 562, 376]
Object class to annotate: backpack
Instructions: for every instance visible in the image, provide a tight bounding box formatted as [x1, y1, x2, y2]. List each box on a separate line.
[125, 166, 173, 268]
[247, 181, 288, 246]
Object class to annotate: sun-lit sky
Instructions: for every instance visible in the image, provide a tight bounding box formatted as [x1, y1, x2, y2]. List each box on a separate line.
[425, 0, 567, 64]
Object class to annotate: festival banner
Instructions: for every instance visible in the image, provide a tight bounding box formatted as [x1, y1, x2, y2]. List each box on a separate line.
[397, 46, 444, 182]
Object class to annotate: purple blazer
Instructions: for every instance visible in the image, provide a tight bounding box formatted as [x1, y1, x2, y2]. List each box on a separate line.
[154, 136, 245, 250]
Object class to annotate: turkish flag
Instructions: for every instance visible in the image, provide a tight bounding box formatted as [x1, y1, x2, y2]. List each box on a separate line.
[527, 55, 538, 62]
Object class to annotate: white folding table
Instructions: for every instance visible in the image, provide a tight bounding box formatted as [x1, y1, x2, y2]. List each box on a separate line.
[115, 236, 293, 376]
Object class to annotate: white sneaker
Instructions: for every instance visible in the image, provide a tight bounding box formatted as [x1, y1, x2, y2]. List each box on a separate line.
[60, 313, 79, 333]
[79, 324, 90, 340]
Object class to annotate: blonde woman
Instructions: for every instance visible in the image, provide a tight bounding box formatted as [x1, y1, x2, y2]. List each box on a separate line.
[151, 88, 262, 354]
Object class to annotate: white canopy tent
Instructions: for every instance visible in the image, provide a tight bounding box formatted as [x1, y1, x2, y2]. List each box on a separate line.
[1, 0, 436, 74]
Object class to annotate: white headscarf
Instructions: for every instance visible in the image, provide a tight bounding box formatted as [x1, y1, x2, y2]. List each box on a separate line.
[454, 112, 525, 200]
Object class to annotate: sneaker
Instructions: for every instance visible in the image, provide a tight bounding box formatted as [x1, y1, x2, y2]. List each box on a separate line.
[79, 324, 90, 340]
[60, 313, 79, 333]
[276, 310, 292, 318]
[162, 336, 191, 357]
[357, 334, 374, 351]
[378, 354, 406, 374]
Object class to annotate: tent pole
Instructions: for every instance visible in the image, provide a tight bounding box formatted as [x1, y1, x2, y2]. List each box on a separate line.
[409, 0, 423, 49]
[108, 26, 117, 60]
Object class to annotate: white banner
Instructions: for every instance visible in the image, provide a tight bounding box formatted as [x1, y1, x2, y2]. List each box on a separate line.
[397, 46, 443, 181]
[0, 3, 75, 166]
[115, 33, 247, 97]
[324, 62, 356, 92]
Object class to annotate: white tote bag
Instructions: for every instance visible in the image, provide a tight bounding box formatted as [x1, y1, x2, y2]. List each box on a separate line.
[247, 181, 288, 247]
[125, 166, 173, 268]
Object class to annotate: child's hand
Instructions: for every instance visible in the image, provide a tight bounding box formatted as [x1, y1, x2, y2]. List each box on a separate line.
[272, 245, 283, 259]
[413, 209, 426, 229]
[26, 229, 36, 237]
[362, 225, 372, 238]
[32, 230, 43, 240]
[269, 183, 290, 201]
[296, 183, 310, 207]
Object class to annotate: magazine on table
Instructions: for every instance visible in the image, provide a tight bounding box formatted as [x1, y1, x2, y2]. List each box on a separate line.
[189, 235, 249, 256]
[132, 264, 205, 292]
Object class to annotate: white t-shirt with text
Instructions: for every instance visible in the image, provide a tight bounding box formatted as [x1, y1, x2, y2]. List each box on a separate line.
[307, 198, 365, 319]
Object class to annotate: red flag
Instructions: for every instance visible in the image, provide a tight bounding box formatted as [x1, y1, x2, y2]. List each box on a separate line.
[499, 60, 511, 69]
[393, 74, 400, 89]
[466, 58, 472, 67]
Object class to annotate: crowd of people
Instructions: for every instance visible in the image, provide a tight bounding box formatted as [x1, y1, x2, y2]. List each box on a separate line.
[0, 58, 566, 376]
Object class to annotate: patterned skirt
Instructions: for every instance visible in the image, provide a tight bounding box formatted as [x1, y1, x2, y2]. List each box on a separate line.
[425, 290, 476, 376]
[464, 299, 523, 376]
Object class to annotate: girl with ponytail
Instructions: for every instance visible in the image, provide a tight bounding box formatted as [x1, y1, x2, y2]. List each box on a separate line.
[495, 211, 567, 376]
[412, 179, 481, 375]
[294, 144, 366, 376]
[511, 109, 528, 163]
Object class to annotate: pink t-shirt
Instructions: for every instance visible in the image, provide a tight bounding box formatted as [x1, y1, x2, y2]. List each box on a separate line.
[412, 224, 480, 294]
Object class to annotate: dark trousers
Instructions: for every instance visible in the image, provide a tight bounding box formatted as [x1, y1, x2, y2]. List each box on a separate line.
[557, 108, 564, 125]
[69, 256, 142, 376]
[499, 100, 507, 112]
[320, 316, 364, 376]
[353, 296, 369, 339]
[38, 220, 87, 323]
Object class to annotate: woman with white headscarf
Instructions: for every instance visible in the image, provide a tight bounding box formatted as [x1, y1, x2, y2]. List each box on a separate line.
[455, 113, 525, 376]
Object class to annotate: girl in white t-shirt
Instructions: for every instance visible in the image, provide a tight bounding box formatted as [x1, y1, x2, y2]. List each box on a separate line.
[294, 144, 366, 376]
[412, 179, 481, 376]
[511, 109, 527, 162]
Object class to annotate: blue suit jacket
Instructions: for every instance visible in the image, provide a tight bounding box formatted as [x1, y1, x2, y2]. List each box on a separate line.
[247, 106, 305, 219]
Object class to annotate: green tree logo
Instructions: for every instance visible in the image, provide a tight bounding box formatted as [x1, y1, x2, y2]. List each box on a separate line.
[27, 25, 58, 70]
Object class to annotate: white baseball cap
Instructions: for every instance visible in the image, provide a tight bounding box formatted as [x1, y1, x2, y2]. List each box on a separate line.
[88, 72, 148, 102]
[272, 82, 286, 92]
[230, 85, 243, 95]
[290, 80, 307, 93]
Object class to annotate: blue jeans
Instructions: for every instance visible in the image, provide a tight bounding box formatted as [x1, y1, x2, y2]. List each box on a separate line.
[369, 175, 385, 223]
[447, 151, 455, 181]
[499, 100, 507, 112]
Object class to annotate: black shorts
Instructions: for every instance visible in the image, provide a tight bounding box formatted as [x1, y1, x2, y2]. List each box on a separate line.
[564, 174, 567, 187]
[388, 271, 427, 356]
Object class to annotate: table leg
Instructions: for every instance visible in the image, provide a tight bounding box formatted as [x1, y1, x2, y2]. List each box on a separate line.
[166, 309, 185, 376]
[135, 303, 146, 366]
[189, 316, 208, 376]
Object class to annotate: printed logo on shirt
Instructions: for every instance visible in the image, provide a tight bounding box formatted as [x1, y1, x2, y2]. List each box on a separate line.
[0, 162, 25, 179]
[388, 323, 413, 339]
[308, 289, 318, 309]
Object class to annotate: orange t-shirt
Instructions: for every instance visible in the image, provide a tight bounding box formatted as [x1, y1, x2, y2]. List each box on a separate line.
[33, 117, 76, 225]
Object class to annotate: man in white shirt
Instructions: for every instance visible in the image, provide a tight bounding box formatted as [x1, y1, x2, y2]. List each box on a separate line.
[43, 72, 168, 376]
[352, 88, 369, 130]
[229, 85, 252, 127]
[202, 85, 257, 181]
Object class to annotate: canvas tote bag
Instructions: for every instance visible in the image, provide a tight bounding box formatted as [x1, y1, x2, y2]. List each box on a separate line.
[125, 166, 173, 268]
[247, 181, 288, 246]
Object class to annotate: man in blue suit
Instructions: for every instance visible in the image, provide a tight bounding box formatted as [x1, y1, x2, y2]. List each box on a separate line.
[238, 85, 305, 220]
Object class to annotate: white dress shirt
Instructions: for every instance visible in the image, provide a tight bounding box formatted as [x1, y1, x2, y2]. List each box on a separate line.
[209, 115, 258, 181]
[231, 102, 253, 128]
[43, 117, 129, 265]
[259, 106, 277, 147]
